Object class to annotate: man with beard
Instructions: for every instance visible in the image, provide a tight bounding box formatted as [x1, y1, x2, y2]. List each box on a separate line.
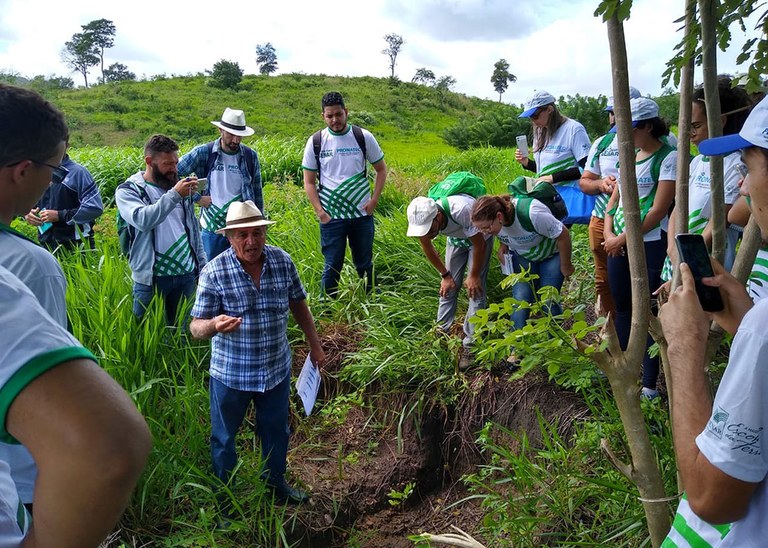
[177, 108, 263, 260]
[116, 134, 206, 324]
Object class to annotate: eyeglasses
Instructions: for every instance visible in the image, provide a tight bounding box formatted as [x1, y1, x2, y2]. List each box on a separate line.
[32, 161, 69, 184]
[5, 159, 69, 184]
[530, 107, 547, 121]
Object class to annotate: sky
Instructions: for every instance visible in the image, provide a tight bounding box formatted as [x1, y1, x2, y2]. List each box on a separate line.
[0, 0, 762, 105]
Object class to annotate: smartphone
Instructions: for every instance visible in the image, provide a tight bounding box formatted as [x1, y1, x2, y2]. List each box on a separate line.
[516, 135, 529, 157]
[675, 233, 724, 312]
[196, 178, 208, 192]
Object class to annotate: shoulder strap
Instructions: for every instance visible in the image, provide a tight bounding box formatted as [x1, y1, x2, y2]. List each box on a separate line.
[118, 180, 151, 204]
[640, 143, 676, 221]
[205, 141, 218, 182]
[591, 133, 616, 168]
[312, 130, 323, 178]
[438, 197, 456, 225]
[351, 125, 367, 159]
[244, 146, 256, 177]
[514, 197, 536, 233]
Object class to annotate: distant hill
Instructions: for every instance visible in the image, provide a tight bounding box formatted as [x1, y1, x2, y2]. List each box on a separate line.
[40, 74, 511, 154]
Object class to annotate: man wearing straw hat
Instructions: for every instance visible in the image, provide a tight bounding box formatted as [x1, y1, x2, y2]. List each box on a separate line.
[178, 107, 263, 260]
[190, 200, 325, 508]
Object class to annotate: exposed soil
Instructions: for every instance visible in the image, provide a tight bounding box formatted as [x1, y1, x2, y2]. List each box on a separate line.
[281, 322, 591, 547]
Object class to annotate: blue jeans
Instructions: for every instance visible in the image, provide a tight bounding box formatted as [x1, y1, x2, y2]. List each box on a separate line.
[607, 235, 666, 390]
[320, 216, 374, 296]
[209, 375, 290, 487]
[202, 229, 230, 261]
[132, 274, 196, 325]
[509, 251, 564, 331]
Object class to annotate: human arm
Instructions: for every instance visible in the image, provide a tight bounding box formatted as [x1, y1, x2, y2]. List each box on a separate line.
[464, 233, 487, 300]
[289, 299, 326, 369]
[189, 315, 242, 339]
[579, 169, 616, 196]
[540, 157, 587, 185]
[660, 263, 758, 523]
[602, 187, 625, 256]
[515, 147, 536, 172]
[115, 179, 195, 232]
[417, 236, 456, 297]
[362, 159, 387, 215]
[701, 258, 754, 334]
[556, 227, 574, 276]
[57, 164, 104, 225]
[302, 169, 331, 224]
[24, 208, 43, 226]
[728, 196, 750, 227]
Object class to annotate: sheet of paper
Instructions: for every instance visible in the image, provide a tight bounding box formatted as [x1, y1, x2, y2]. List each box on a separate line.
[296, 354, 321, 417]
[500, 253, 514, 276]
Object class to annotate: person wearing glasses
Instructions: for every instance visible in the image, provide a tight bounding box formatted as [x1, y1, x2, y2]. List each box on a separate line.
[22, 141, 103, 252]
[515, 90, 593, 225]
[661, 77, 752, 285]
[0, 83, 151, 547]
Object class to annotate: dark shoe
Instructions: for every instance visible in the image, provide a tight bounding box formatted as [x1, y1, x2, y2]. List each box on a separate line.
[458, 346, 475, 371]
[269, 482, 310, 505]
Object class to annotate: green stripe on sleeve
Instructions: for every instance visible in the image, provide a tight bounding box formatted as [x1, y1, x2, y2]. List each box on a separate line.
[0, 346, 96, 443]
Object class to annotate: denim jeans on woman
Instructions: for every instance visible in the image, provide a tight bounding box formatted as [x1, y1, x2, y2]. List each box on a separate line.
[509, 251, 564, 331]
[320, 216, 374, 296]
[607, 234, 666, 390]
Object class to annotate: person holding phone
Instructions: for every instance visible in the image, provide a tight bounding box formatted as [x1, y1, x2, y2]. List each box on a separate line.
[660, 94, 768, 547]
[515, 90, 593, 225]
[603, 97, 677, 399]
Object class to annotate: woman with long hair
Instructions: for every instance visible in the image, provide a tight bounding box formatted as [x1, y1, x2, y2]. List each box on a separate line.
[515, 90, 593, 225]
[603, 97, 677, 399]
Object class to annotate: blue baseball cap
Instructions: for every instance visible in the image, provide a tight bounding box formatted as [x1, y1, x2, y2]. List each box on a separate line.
[605, 86, 642, 111]
[698, 96, 766, 156]
[609, 97, 659, 133]
[519, 91, 556, 118]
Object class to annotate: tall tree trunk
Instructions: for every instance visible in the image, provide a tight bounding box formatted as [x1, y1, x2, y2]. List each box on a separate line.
[600, 14, 671, 548]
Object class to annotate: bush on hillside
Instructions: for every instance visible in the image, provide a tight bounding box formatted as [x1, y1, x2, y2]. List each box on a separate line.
[208, 60, 243, 89]
[444, 107, 528, 150]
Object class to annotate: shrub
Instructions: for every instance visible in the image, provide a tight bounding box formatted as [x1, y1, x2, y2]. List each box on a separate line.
[208, 59, 243, 90]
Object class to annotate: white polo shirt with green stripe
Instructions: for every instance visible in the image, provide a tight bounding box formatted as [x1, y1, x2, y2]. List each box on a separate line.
[661, 152, 743, 280]
[302, 125, 384, 219]
[612, 147, 677, 242]
[142, 183, 195, 277]
[584, 133, 620, 219]
[200, 150, 244, 233]
[748, 246, 768, 302]
[534, 118, 591, 191]
[0, 268, 97, 545]
[496, 198, 564, 261]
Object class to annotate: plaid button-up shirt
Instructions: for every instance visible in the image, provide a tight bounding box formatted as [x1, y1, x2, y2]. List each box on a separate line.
[191, 245, 307, 392]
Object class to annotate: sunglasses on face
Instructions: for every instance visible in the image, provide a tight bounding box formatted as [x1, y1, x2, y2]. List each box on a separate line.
[530, 107, 547, 121]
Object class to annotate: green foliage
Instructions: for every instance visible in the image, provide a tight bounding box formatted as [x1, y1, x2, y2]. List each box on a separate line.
[662, 1, 768, 90]
[208, 59, 243, 89]
[490, 58, 517, 102]
[594, 0, 634, 22]
[102, 62, 136, 83]
[387, 482, 415, 507]
[444, 106, 528, 150]
[412, 68, 436, 85]
[255, 42, 278, 75]
[558, 93, 611, 140]
[61, 31, 99, 87]
[81, 18, 116, 81]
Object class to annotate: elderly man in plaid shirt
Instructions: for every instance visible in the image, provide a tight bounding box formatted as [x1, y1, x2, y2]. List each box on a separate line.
[190, 200, 325, 508]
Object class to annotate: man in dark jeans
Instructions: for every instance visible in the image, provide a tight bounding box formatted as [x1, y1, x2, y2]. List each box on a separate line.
[301, 92, 387, 295]
[23, 143, 103, 252]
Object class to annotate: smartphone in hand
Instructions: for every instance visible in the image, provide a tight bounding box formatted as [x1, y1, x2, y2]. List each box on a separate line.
[675, 233, 724, 312]
[196, 178, 208, 192]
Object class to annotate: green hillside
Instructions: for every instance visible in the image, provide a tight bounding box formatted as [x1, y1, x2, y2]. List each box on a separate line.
[44, 73, 511, 162]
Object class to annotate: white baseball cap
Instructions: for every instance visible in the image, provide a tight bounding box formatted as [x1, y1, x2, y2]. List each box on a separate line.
[605, 86, 642, 111]
[609, 97, 660, 133]
[698, 95, 766, 156]
[519, 91, 556, 118]
[406, 197, 438, 237]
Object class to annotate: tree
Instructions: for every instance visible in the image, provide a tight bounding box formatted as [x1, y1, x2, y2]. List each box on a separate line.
[412, 67, 436, 85]
[102, 63, 135, 83]
[61, 32, 99, 88]
[81, 19, 116, 83]
[490, 58, 517, 102]
[381, 33, 404, 78]
[207, 59, 243, 89]
[255, 42, 278, 75]
[434, 75, 456, 91]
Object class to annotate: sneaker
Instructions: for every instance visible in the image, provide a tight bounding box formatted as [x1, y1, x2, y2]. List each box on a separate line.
[268, 481, 310, 505]
[458, 346, 475, 371]
[641, 387, 659, 400]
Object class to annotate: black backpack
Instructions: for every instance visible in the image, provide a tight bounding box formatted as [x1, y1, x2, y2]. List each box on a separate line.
[312, 125, 367, 182]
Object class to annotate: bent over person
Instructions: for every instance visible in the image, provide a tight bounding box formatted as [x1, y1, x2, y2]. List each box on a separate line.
[190, 201, 325, 509]
[406, 192, 492, 370]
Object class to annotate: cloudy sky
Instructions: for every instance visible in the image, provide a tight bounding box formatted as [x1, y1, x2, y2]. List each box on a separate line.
[0, 0, 761, 104]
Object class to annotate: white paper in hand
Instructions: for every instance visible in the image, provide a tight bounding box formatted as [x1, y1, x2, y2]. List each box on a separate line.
[500, 253, 514, 276]
[296, 355, 321, 417]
